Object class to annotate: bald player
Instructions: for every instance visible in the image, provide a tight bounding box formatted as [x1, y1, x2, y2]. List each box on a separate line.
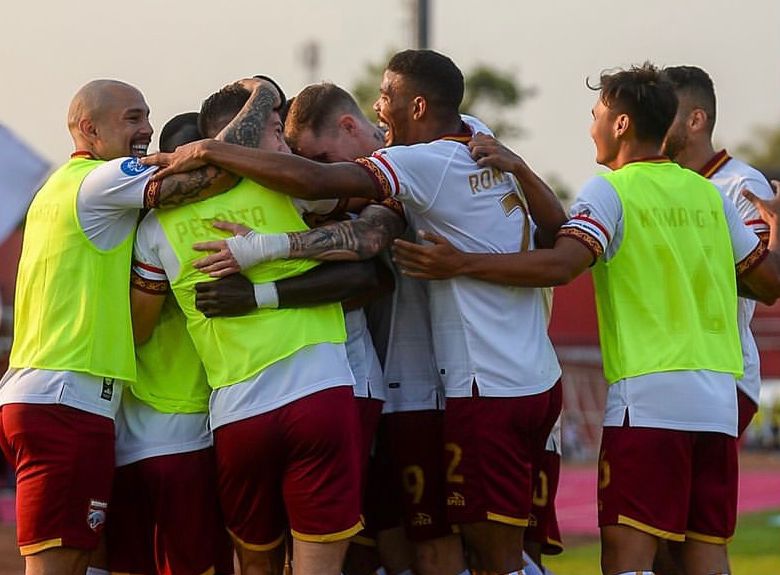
[0, 78, 280, 575]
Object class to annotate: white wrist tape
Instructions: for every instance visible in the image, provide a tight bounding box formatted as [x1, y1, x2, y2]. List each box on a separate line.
[226, 231, 290, 269]
[253, 282, 279, 309]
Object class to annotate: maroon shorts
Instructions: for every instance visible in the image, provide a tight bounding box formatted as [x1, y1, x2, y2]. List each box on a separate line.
[106, 448, 232, 575]
[374, 410, 453, 542]
[353, 397, 384, 546]
[525, 449, 563, 555]
[214, 386, 362, 549]
[737, 388, 758, 438]
[0, 403, 114, 555]
[598, 425, 738, 543]
[444, 381, 562, 528]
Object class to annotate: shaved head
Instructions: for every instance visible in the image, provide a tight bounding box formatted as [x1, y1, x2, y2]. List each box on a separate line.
[68, 79, 143, 132]
[67, 79, 152, 160]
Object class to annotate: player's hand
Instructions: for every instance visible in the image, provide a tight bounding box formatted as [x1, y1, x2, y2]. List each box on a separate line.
[392, 230, 466, 280]
[195, 274, 255, 317]
[744, 180, 780, 228]
[193, 221, 252, 277]
[142, 140, 210, 180]
[468, 132, 524, 173]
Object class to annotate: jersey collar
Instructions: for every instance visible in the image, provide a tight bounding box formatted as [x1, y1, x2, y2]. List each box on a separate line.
[438, 121, 472, 145]
[698, 149, 731, 179]
[71, 150, 97, 160]
[624, 155, 669, 166]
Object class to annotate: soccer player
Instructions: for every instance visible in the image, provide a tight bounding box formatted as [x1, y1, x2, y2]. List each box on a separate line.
[107, 112, 232, 575]
[391, 63, 780, 575]
[130, 84, 363, 575]
[143, 51, 567, 575]
[662, 64, 774, 436]
[192, 82, 458, 575]
[282, 83, 460, 575]
[0, 77, 279, 575]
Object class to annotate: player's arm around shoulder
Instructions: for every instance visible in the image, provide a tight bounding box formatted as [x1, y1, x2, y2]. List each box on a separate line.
[468, 132, 567, 248]
[130, 211, 169, 344]
[738, 181, 780, 304]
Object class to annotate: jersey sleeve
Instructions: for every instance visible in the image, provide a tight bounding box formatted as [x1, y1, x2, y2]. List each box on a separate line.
[79, 157, 158, 210]
[557, 175, 622, 263]
[131, 211, 170, 295]
[354, 145, 446, 211]
[721, 193, 766, 276]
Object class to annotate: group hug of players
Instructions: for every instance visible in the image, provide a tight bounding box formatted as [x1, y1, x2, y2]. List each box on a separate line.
[2, 48, 780, 575]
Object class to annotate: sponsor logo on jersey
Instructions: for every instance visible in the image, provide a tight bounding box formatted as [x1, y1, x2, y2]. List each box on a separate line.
[120, 157, 151, 176]
[87, 499, 108, 532]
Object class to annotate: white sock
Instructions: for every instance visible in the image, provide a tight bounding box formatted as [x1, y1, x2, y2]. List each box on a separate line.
[374, 569, 388, 575]
[397, 570, 415, 575]
[614, 572, 653, 575]
[86, 569, 109, 575]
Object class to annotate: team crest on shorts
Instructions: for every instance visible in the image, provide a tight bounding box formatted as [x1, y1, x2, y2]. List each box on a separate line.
[87, 499, 108, 532]
[120, 157, 151, 176]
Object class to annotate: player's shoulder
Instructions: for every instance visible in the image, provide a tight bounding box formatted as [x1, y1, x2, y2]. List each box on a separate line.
[460, 114, 494, 137]
[90, 156, 156, 180]
[714, 156, 771, 195]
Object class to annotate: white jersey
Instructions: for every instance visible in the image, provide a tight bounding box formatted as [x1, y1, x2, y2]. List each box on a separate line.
[344, 309, 385, 400]
[380, 241, 445, 413]
[114, 389, 212, 467]
[134, 211, 355, 425]
[560, 170, 764, 436]
[0, 155, 154, 419]
[357, 117, 561, 398]
[703, 151, 772, 406]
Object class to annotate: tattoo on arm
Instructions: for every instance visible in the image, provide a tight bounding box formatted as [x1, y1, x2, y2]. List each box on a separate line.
[221, 87, 276, 147]
[288, 205, 406, 261]
[152, 85, 277, 208]
[155, 165, 238, 208]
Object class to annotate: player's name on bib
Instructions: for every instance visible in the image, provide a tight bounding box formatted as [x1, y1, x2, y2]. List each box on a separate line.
[638, 207, 722, 229]
[171, 208, 267, 243]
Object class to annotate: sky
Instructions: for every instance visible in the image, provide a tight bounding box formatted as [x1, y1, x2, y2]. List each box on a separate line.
[2, 0, 779, 193]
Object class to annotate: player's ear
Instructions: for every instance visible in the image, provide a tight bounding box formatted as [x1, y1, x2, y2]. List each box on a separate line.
[79, 117, 98, 141]
[412, 96, 427, 121]
[614, 113, 630, 138]
[339, 114, 358, 135]
[689, 108, 709, 133]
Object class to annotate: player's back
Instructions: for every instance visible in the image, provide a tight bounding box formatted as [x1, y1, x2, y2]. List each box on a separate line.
[374, 124, 560, 399]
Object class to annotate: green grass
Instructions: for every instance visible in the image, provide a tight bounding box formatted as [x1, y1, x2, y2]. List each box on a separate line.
[542, 509, 780, 574]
